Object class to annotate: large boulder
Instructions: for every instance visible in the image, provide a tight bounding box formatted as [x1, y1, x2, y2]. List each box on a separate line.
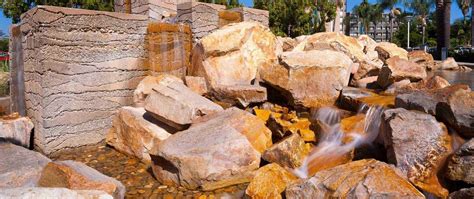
[375, 42, 409, 62]
[395, 84, 470, 116]
[144, 78, 223, 130]
[38, 160, 125, 199]
[449, 187, 474, 199]
[377, 56, 427, 88]
[277, 36, 298, 52]
[261, 50, 353, 108]
[0, 142, 51, 188]
[0, 115, 34, 148]
[150, 108, 272, 190]
[262, 133, 307, 169]
[106, 106, 172, 163]
[446, 138, 474, 184]
[245, 163, 297, 199]
[0, 188, 113, 199]
[190, 22, 276, 106]
[133, 75, 183, 107]
[437, 89, 474, 137]
[440, 57, 459, 70]
[184, 76, 208, 96]
[379, 108, 452, 198]
[408, 50, 435, 70]
[400, 75, 451, 92]
[285, 159, 424, 199]
[293, 32, 365, 63]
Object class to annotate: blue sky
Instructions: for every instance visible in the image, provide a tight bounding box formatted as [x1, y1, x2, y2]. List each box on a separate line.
[0, 0, 469, 36]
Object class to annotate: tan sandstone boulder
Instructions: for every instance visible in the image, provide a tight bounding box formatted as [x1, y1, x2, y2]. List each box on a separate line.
[440, 57, 459, 70]
[133, 75, 183, 107]
[106, 106, 172, 163]
[377, 56, 427, 88]
[261, 50, 353, 108]
[245, 163, 297, 199]
[0, 188, 113, 199]
[262, 133, 308, 169]
[150, 108, 272, 190]
[38, 160, 125, 199]
[144, 78, 223, 130]
[379, 108, 452, 198]
[375, 42, 409, 62]
[408, 50, 435, 70]
[0, 142, 51, 188]
[286, 159, 424, 198]
[184, 76, 208, 95]
[190, 22, 276, 106]
[0, 114, 34, 148]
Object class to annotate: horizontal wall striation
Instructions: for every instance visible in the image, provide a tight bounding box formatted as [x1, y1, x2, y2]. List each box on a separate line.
[230, 7, 269, 27]
[15, 6, 149, 155]
[177, 2, 225, 42]
[115, 0, 179, 21]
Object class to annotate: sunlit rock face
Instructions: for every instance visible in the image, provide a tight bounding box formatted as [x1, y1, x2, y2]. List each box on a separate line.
[106, 106, 172, 163]
[245, 163, 297, 199]
[436, 89, 474, 138]
[408, 50, 435, 71]
[0, 142, 51, 188]
[375, 42, 409, 62]
[133, 75, 183, 107]
[261, 50, 353, 109]
[286, 159, 424, 199]
[0, 188, 113, 199]
[190, 22, 276, 106]
[377, 56, 427, 89]
[144, 77, 223, 130]
[150, 108, 272, 191]
[379, 108, 452, 198]
[0, 114, 34, 148]
[38, 160, 125, 199]
[446, 138, 474, 184]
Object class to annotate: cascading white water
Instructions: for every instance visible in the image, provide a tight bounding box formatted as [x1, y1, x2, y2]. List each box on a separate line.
[293, 105, 384, 179]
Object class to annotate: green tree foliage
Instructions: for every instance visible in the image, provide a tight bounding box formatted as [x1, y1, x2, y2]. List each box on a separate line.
[0, 30, 7, 52]
[451, 18, 472, 46]
[254, 0, 338, 37]
[0, 0, 114, 23]
[353, 0, 371, 34]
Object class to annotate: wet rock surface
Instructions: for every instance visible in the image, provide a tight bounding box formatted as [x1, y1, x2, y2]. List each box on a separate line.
[38, 160, 125, 199]
[446, 138, 474, 184]
[286, 159, 424, 199]
[436, 88, 474, 137]
[0, 142, 51, 188]
[379, 108, 452, 198]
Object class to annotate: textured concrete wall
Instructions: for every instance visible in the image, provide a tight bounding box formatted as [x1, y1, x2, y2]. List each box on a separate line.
[148, 22, 192, 78]
[177, 1, 225, 42]
[115, 0, 180, 21]
[230, 7, 269, 27]
[12, 6, 149, 155]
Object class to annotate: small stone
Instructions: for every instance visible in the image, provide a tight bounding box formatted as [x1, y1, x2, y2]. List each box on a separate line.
[245, 163, 297, 199]
[0, 116, 34, 148]
[262, 133, 307, 169]
[377, 56, 427, 88]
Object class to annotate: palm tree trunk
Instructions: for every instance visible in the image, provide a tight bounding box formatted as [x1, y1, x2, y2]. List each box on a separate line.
[436, 0, 445, 58]
[471, 0, 474, 46]
[443, 0, 451, 49]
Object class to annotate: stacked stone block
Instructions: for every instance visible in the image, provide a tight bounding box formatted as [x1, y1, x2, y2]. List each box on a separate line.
[177, 1, 226, 41]
[10, 6, 149, 155]
[148, 22, 192, 78]
[115, 0, 181, 20]
[230, 7, 269, 27]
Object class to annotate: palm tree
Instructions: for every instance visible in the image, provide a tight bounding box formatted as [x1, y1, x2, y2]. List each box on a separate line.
[456, 0, 470, 45]
[409, 0, 434, 45]
[368, 4, 384, 39]
[354, 0, 371, 35]
[436, 0, 451, 57]
[378, 0, 401, 41]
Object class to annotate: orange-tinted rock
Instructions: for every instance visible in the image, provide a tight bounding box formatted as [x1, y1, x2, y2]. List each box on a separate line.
[38, 160, 125, 199]
[184, 76, 208, 95]
[262, 133, 307, 169]
[261, 50, 353, 108]
[408, 50, 435, 70]
[106, 106, 172, 163]
[211, 85, 267, 107]
[133, 75, 183, 107]
[380, 108, 452, 198]
[377, 56, 427, 88]
[245, 163, 297, 199]
[338, 87, 394, 111]
[375, 42, 408, 62]
[286, 159, 424, 198]
[150, 108, 272, 190]
[277, 36, 297, 52]
[190, 22, 275, 106]
[401, 75, 451, 91]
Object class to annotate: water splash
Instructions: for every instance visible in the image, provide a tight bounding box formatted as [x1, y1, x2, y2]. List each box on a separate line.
[293, 106, 384, 179]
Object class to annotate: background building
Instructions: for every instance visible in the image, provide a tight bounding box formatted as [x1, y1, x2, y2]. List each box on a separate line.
[325, 1, 346, 33]
[346, 12, 399, 42]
